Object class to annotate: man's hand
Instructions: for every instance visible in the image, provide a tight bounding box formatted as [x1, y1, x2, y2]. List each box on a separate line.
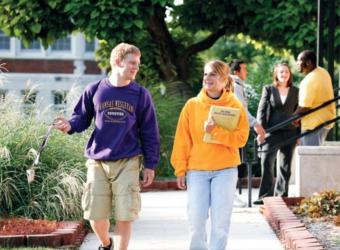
[292, 119, 300, 127]
[204, 117, 216, 133]
[254, 123, 266, 138]
[141, 168, 155, 187]
[292, 106, 309, 127]
[53, 116, 71, 133]
[176, 176, 186, 190]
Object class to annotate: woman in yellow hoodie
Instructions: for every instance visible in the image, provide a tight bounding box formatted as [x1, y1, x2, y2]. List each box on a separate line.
[171, 60, 249, 250]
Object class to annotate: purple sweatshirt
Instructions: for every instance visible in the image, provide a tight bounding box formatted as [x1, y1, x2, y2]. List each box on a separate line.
[68, 78, 160, 169]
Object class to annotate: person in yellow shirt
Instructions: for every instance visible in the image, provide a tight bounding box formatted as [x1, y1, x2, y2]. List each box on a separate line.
[171, 60, 249, 250]
[294, 50, 336, 145]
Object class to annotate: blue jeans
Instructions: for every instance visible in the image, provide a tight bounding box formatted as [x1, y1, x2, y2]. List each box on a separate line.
[301, 127, 330, 146]
[186, 167, 237, 250]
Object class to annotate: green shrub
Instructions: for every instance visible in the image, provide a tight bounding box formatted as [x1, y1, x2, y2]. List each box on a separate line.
[0, 97, 88, 220]
[149, 85, 186, 178]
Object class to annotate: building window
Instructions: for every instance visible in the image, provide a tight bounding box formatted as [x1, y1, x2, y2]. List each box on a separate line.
[21, 89, 38, 114]
[21, 40, 41, 51]
[51, 36, 71, 51]
[0, 89, 7, 103]
[0, 31, 10, 50]
[85, 40, 95, 52]
[52, 90, 67, 114]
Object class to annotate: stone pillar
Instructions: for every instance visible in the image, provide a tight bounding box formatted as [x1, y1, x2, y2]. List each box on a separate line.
[73, 34, 85, 75]
[295, 145, 340, 197]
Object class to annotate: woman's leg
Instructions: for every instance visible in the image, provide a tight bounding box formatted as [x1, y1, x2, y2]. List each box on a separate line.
[274, 140, 296, 197]
[258, 149, 277, 199]
[186, 170, 211, 250]
[210, 167, 237, 250]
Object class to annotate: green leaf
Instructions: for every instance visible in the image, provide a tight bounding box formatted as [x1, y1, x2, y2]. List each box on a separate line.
[31, 23, 41, 34]
[123, 22, 133, 29]
[13, 28, 22, 37]
[296, 40, 303, 48]
[133, 20, 143, 29]
[48, 0, 58, 9]
[21, 38, 30, 48]
[90, 10, 100, 19]
[130, 5, 138, 15]
[47, 31, 55, 45]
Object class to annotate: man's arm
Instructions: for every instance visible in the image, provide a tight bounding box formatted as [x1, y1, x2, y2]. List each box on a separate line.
[234, 82, 265, 137]
[138, 89, 160, 187]
[292, 106, 310, 126]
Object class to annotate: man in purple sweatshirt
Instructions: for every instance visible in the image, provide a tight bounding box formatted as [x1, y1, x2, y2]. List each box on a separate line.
[54, 43, 160, 250]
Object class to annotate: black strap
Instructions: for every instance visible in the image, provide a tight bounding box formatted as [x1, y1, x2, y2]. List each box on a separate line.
[258, 116, 340, 153]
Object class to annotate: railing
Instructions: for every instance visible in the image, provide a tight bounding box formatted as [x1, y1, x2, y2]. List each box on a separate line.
[240, 87, 340, 207]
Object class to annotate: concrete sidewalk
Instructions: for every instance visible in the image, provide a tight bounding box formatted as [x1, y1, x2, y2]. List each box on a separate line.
[80, 190, 283, 250]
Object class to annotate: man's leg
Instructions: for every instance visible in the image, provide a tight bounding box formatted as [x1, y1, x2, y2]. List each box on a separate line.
[83, 159, 113, 248]
[114, 221, 132, 250]
[108, 156, 141, 250]
[90, 219, 111, 247]
[301, 128, 330, 146]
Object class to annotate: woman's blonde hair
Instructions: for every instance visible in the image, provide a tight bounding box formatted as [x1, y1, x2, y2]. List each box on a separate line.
[273, 63, 293, 87]
[110, 43, 141, 68]
[205, 60, 233, 91]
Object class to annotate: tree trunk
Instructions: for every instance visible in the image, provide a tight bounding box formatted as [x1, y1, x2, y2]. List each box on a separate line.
[146, 5, 194, 97]
[146, 4, 228, 97]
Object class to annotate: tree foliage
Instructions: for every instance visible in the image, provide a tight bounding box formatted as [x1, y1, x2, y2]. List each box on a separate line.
[0, 0, 338, 91]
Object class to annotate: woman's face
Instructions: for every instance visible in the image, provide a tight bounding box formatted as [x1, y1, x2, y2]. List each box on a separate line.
[203, 64, 225, 97]
[276, 65, 290, 85]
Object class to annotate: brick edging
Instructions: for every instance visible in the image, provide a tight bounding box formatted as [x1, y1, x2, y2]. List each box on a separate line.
[0, 220, 87, 248]
[262, 197, 325, 250]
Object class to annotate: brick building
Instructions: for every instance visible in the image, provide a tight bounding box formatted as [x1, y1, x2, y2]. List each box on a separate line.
[0, 31, 105, 117]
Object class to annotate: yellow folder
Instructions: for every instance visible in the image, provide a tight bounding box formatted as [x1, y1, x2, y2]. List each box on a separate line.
[203, 105, 241, 144]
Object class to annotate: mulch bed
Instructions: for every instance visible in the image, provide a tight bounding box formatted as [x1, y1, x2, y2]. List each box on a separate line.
[0, 218, 59, 235]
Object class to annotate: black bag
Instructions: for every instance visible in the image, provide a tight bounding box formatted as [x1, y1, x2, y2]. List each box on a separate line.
[237, 148, 247, 178]
[237, 163, 248, 178]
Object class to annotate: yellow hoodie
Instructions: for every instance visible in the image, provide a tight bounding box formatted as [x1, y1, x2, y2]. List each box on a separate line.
[171, 88, 249, 177]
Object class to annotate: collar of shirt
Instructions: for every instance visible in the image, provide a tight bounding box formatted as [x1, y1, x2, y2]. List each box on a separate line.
[231, 75, 245, 87]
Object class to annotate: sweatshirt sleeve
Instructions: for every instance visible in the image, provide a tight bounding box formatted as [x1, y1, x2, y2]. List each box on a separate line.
[138, 89, 160, 169]
[209, 105, 249, 148]
[171, 102, 193, 177]
[68, 87, 95, 134]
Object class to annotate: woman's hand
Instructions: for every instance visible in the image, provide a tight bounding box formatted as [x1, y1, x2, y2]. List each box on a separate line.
[177, 176, 186, 190]
[204, 117, 216, 133]
[257, 134, 266, 145]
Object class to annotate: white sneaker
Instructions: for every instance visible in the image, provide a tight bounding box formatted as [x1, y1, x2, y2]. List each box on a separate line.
[233, 193, 247, 208]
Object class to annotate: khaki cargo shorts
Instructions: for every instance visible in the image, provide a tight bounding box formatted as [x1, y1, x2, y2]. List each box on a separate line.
[81, 156, 142, 221]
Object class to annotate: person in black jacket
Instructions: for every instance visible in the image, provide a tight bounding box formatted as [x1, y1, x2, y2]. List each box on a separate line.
[254, 63, 299, 205]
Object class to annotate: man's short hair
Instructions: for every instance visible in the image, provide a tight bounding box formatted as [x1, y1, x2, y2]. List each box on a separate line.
[229, 59, 245, 73]
[299, 50, 316, 67]
[110, 43, 141, 68]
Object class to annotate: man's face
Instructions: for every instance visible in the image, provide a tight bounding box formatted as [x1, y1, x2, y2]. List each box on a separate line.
[235, 63, 248, 81]
[118, 53, 141, 81]
[296, 54, 306, 74]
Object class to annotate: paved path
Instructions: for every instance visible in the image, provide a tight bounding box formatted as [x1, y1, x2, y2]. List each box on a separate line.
[80, 190, 283, 250]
